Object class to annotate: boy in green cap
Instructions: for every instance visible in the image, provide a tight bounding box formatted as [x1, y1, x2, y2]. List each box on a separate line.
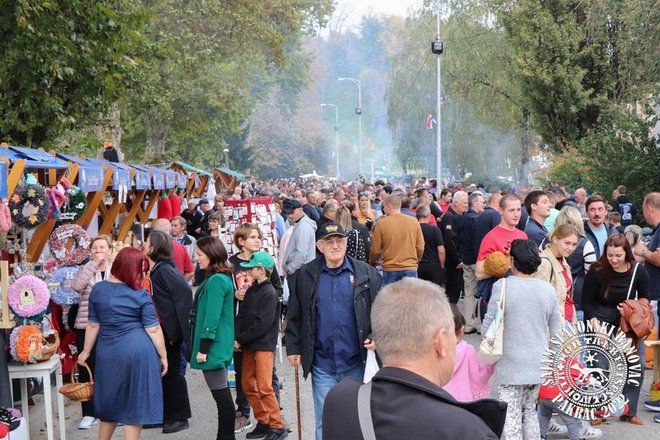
[236, 251, 287, 440]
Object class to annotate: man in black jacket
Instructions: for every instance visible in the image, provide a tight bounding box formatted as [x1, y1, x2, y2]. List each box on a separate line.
[285, 222, 383, 440]
[323, 278, 504, 440]
[440, 190, 468, 303]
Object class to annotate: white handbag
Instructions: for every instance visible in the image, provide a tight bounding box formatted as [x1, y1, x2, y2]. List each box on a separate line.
[478, 278, 506, 364]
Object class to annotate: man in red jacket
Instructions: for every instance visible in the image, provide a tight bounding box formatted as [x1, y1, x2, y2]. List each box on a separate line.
[154, 218, 194, 282]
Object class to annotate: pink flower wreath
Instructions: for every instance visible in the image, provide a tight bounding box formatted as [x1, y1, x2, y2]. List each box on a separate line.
[48, 224, 91, 266]
[7, 275, 50, 318]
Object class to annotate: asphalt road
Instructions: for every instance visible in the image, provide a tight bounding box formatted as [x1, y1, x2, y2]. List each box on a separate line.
[22, 330, 660, 439]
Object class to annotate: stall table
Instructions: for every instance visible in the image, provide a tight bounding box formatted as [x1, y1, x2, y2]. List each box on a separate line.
[8, 356, 66, 440]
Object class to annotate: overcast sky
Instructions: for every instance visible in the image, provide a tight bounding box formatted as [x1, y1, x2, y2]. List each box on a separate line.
[334, 0, 422, 27]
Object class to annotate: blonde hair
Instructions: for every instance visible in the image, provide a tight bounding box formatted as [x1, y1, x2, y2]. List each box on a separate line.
[335, 206, 353, 231]
[90, 234, 113, 249]
[554, 206, 585, 236]
[550, 223, 581, 242]
[233, 223, 261, 249]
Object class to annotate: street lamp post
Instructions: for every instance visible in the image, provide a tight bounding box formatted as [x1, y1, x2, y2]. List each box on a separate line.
[321, 103, 340, 178]
[337, 77, 362, 175]
[223, 148, 229, 169]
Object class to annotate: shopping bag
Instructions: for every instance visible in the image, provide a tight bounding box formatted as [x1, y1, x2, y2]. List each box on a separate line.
[478, 279, 506, 364]
[363, 349, 380, 383]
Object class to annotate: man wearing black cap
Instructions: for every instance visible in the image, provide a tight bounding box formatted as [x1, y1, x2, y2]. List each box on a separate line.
[281, 198, 317, 278]
[285, 222, 383, 440]
[195, 198, 213, 236]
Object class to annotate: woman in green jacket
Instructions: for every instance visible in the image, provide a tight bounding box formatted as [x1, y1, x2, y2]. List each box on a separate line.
[191, 236, 236, 440]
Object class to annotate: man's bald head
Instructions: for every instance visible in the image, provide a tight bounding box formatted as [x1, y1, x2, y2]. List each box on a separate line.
[153, 218, 172, 235]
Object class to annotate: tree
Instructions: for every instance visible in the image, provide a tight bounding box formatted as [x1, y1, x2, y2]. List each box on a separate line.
[494, 0, 660, 152]
[0, 0, 148, 146]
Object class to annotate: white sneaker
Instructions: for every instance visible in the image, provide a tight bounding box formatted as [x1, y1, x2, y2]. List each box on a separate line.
[578, 421, 602, 439]
[78, 416, 98, 430]
[546, 418, 568, 437]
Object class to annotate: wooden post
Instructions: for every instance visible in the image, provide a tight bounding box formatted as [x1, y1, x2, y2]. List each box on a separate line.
[117, 190, 146, 241]
[6, 158, 26, 195]
[76, 167, 113, 229]
[26, 163, 80, 262]
[0, 261, 12, 329]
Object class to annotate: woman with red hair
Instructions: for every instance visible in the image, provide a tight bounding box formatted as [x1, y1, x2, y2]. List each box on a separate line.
[78, 247, 168, 440]
[583, 233, 650, 426]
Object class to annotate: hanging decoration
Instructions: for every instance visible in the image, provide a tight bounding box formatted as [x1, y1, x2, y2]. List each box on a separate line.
[48, 224, 91, 266]
[48, 266, 81, 306]
[8, 183, 51, 229]
[9, 324, 44, 363]
[45, 176, 71, 219]
[59, 185, 87, 223]
[7, 275, 50, 319]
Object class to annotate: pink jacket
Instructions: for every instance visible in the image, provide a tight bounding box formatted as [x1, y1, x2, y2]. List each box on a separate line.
[442, 340, 494, 402]
[71, 261, 111, 329]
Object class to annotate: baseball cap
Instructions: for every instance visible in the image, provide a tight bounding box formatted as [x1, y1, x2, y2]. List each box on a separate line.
[282, 198, 302, 214]
[240, 251, 275, 270]
[317, 222, 347, 240]
[198, 198, 210, 206]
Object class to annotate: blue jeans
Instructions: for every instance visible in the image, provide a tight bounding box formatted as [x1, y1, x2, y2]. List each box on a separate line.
[312, 363, 364, 440]
[382, 269, 417, 285]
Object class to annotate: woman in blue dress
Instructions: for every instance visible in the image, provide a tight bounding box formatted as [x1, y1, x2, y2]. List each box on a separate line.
[78, 247, 168, 440]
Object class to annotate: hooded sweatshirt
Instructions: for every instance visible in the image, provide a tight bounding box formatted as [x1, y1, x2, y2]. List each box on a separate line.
[283, 214, 317, 275]
[442, 340, 494, 402]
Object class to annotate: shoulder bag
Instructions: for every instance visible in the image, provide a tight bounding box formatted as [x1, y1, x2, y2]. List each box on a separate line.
[619, 263, 654, 340]
[478, 278, 506, 364]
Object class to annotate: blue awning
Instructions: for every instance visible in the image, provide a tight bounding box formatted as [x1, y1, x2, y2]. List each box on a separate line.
[165, 170, 176, 189]
[1, 146, 70, 169]
[78, 167, 106, 192]
[0, 162, 7, 199]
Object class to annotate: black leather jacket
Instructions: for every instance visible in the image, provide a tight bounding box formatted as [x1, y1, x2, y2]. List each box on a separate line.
[285, 255, 383, 378]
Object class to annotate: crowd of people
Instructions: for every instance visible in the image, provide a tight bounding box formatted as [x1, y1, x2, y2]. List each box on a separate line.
[71, 175, 659, 440]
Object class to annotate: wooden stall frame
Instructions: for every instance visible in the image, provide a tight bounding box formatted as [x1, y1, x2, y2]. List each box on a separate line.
[26, 163, 80, 262]
[0, 261, 12, 329]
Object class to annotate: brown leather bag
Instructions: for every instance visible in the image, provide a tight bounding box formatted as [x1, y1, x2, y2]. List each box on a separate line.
[619, 263, 655, 340]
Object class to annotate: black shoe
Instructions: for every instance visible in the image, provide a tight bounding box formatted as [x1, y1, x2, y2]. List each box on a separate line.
[265, 428, 288, 440]
[246, 422, 271, 439]
[654, 415, 660, 424]
[162, 420, 190, 434]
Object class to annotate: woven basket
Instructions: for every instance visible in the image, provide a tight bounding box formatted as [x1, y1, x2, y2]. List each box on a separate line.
[39, 315, 60, 361]
[58, 363, 94, 402]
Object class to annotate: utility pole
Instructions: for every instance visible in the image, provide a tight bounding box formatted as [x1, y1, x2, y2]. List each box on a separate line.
[321, 103, 340, 178]
[337, 78, 362, 175]
[432, 2, 444, 185]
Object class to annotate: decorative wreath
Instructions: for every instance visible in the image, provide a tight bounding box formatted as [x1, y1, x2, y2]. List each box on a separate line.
[59, 185, 87, 223]
[48, 266, 81, 305]
[8, 275, 51, 319]
[48, 224, 91, 265]
[9, 324, 44, 363]
[8, 183, 52, 229]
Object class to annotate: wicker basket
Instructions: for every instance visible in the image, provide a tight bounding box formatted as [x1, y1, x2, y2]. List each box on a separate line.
[39, 315, 60, 361]
[58, 363, 94, 402]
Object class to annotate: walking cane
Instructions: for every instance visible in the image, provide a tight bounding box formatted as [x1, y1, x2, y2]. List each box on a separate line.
[294, 365, 302, 440]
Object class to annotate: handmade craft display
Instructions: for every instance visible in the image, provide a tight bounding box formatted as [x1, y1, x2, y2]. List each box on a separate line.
[48, 224, 91, 265]
[8, 183, 51, 229]
[48, 266, 81, 306]
[7, 275, 50, 319]
[59, 185, 87, 223]
[9, 324, 44, 363]
[224, 198, 278, 257]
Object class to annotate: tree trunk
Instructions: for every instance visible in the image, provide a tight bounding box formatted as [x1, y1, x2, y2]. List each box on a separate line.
[520, 108, 531, 187]
[144, 113, 168, 163]
[92, 102, 124, 161]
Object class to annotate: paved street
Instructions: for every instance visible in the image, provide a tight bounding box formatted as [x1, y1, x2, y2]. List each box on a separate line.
[19, 331, 659, 439]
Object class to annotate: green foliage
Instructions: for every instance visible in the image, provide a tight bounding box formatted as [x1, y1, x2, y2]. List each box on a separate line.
[0, 0, 148, 146]
[495, 0, 660, 152]
[546, 106, 660, 206]
[386, 4, 523, 178]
